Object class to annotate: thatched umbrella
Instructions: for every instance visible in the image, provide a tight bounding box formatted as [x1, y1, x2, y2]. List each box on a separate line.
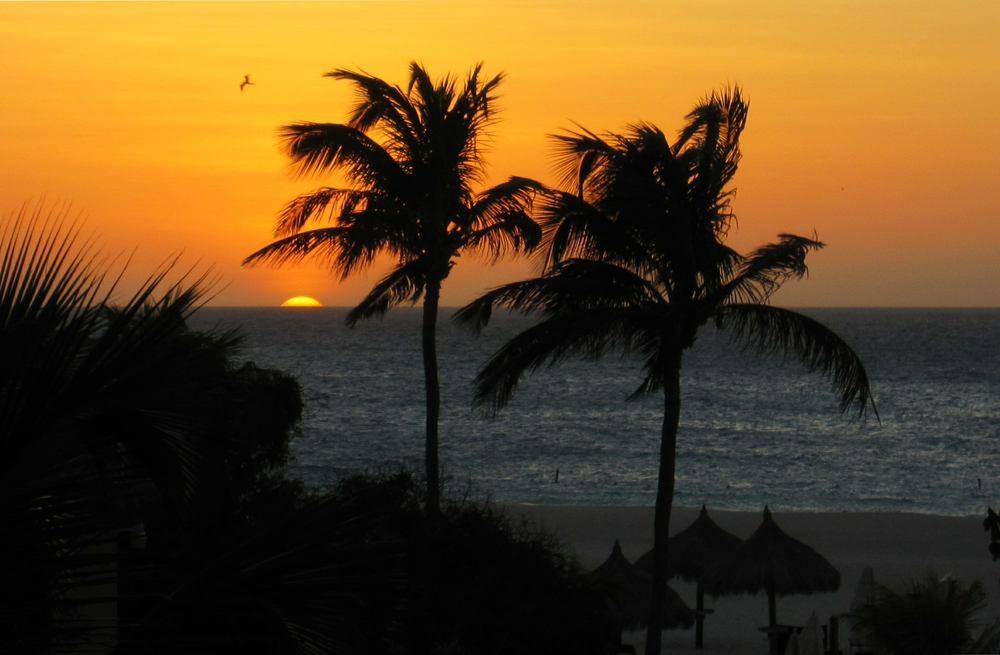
[635, 505, 741, 648]
[590, 540, 694, 650]
[699, 507, 840, 655]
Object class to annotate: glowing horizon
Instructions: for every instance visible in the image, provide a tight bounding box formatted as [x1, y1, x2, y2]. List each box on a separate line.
[2, 1, 997, 307]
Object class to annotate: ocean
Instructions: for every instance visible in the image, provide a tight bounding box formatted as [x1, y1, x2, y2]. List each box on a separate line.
[189, 307, 1000, 516]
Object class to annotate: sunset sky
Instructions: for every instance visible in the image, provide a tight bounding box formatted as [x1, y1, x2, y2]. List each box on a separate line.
[2, 1, 997, 307]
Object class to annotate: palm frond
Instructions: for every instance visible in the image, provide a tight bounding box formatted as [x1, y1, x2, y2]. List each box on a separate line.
[243, 227, 351, 270]
[454, 259, 663, 334]
[275, 187, 379, 238]
[549, 127, 615, 195]
[713, 233, 824, 305]
[673, 87, 746, 242]
[968, 617, 1000, 654]
[461, 176, 544, 260]
[471, 308, 659, 415]
[713, 304, 876, 418]
[536, 190, 655, 275]
[328, 67, 418, 141]
[278, 123, 404, 192]
[346, 260, 425, 326]
[464, 212, 541, 262]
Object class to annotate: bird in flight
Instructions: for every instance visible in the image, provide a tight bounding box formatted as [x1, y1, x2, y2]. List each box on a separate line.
[240, 75, 254, 91]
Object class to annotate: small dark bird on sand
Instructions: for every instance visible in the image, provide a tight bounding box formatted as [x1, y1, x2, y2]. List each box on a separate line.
[240, 75, 254, 91]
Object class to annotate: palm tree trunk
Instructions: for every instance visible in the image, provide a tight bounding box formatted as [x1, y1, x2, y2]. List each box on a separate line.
[422, 279, 442, 514]
[645, 348, 682, 655]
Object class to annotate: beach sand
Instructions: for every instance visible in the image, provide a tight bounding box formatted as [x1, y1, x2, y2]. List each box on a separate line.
[503, 504, 998, 654]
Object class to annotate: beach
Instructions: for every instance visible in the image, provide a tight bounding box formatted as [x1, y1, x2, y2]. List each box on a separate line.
[505, 505, 998, 654]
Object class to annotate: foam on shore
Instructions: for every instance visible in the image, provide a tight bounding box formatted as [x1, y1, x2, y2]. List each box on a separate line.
[503, 504, 997, 654]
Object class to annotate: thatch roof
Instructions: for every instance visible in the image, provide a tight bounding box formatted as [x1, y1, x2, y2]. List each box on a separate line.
[635, 505, 742, 582]
[699, 506, 840, 598]
[589, 539, 695, 632]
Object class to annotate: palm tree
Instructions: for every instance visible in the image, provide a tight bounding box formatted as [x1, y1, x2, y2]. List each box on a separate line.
[454, 87, 876, 655]
[243, 62, 542, 513]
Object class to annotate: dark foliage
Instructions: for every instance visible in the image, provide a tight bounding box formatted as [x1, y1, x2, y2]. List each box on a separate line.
[846, 570, 1000, 654]
[0, 203, 399, 654]
[116, 494, 405, 655]
[187, 360, 312, 538]
[328, 469, 615, 655]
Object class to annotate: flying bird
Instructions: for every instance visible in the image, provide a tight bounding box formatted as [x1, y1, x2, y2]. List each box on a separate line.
[240, 75, 254, 91]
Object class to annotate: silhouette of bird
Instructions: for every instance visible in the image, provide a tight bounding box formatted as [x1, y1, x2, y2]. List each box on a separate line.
[240, 75, 254, 91]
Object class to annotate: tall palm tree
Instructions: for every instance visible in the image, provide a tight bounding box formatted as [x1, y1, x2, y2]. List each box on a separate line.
[455, 87, 876, 655]
[244, 62, 542, 513]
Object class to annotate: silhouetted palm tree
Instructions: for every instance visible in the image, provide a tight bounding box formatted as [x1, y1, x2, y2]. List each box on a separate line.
[455, 87, 876, 655]
[244, 62, 542, 513]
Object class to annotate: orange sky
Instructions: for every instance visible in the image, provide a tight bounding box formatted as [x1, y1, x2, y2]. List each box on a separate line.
[2, 1, 998, 307]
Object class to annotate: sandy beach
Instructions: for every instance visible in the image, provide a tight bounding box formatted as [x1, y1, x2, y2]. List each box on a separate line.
[503, 504, 998, 654]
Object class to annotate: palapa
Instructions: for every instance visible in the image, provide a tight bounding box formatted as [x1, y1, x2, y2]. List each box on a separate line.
[635, 505, 742, 582]
[699, 506, 840, 655]
[589, 539, 694, 636]
[635, 505, 741, 649]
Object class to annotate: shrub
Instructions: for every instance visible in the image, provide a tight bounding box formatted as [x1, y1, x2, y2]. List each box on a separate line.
[848, 569, 1000, 654]
[329, 468, 615, 655]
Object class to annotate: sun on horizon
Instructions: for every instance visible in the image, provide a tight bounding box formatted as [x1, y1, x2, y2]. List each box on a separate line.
[280, 296, 322, 308]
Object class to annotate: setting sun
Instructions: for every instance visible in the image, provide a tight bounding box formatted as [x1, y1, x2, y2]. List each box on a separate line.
[280, 296, 322, 308]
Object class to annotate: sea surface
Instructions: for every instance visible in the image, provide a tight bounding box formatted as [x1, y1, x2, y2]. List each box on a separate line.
[189, 307, 1000, 516]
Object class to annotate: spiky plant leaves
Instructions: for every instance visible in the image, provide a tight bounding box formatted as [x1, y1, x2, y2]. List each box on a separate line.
[0, 203, 236, 651]
[848, 570, 994, 655]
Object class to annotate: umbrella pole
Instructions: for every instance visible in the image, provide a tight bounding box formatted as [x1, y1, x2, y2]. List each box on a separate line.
[768, 587, 778, 655]
[695, 584, 705, 649]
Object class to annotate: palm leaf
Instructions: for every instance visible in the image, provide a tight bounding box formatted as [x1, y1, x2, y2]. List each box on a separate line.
[242, 227, 351, 270]
[346, 260, 425, 326]
[713, 304, 876, 418]
[278, 122, 404, 193]
[469, 307, 662, 414]
[712, 233, 824, 305]
[274, 187, 379, 237]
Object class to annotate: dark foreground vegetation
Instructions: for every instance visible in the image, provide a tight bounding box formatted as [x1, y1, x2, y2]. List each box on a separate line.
[331, 469, 613, 655]
[847, 570, 1000, 655]
[1, 203, 612, 654]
